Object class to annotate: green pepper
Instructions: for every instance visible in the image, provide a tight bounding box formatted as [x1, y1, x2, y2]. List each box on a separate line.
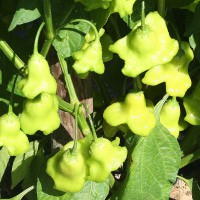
[46, 138, 90, 193]
[18, 53, 57, 99]
[103, 92, 156, 136]
[109, 11, 179, 77]
[183, 80, 200, 125]
[0, 112, 29, 156]
[142, 41, 193, 97]
[109, 0, 136, 18]
[74, 0, 111, 11]
[87, 137, 127, 182]
[72, 39, 105, 76]
[19, 93, 60, 135]
[160, 99, 181, 138]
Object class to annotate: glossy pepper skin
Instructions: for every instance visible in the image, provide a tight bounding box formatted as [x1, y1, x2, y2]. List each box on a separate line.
[72, 39, 105, 75]
[74, 0, 111, 11]
[87, 137, 127, 182]
[18, 53, 57, 99]
[0, 112, 29, 156]
[183, 80, 200, 125]
[109, 11, 179, 78]
[160, 99, 181, 138]
[20, 93, 60, 135]
[109, 0, 136, 18]
[46, 138, 90, 193]
[142, 41, 194, 97]
[103, 92, 156, 136]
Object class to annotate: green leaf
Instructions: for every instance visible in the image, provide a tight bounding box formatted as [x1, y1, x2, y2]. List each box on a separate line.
[52, 21, 90, 59]
[11, 141, 39, 189]
[70, 180, 110, 200]
[0, 147, 10, 182]
[1, 186, 34, 200]
[113, 123, 181, 200]
[8, 0, 41, 31]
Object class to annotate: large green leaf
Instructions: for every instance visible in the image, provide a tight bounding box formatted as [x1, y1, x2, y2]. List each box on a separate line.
[8, 0, 42, 31]
[11, 141, 39, 189]
[0, 147, 10, 182]
[52, 21, 90, 59]
[70, 180, 110, 200]
[113, 123, 181, 200]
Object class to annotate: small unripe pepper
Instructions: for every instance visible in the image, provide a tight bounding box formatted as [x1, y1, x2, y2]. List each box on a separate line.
[160, 99, 181, 138]
[142, 41, 194, 97]
[109, 0, 136, 18]
[183, 80, 200, 125]
[109, 11, 179, 77]
[19, 93, 60, 135]
[46, 138, 90, 193]
[103, 92, 156, 136]
[87, 137, 127, 182]
[18, 53, 57, 99]
[72, 38, 105, 75]
[74, 0, 111, 11]
[0, 112, 29, 156]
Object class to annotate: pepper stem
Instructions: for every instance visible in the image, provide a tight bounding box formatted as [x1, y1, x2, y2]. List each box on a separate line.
[72, 104, 81, 154]
[33, 22, 45, 55]
[70, 19, 99, 41]
[133, 76, 142, 92]
[81, 103, 97, 140]
[141, 1, 146, 31]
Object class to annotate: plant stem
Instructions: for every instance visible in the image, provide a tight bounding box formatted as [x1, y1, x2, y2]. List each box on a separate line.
[72, 104, 80, 153]
[70, 19, 99, 41]
[34, 22, 45, 54]
[0, 39, 24, 69]
[57, 53, 79, 104]
[157, 0, 166, 18]
[180, 148, 200, 169]
[58, 96, 92, 137]
[41, 0, 55, 57]
[141, 1, 145, 31]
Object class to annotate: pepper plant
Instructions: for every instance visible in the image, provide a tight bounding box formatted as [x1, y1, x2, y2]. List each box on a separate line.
[0, 0, 200, 199]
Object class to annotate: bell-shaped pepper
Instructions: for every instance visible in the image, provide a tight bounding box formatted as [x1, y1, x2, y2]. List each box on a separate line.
[0, 112, 29, 156]
[109, 0, 136, 18]
[160, 99, 181, 138]
[18, 53, 57, 99]
[109, 11, 179, 77]
[72, 39, 105, 75]
[142, 41, 194, 97]
[74, 0, 111, 11]
[87, 137, 127, 182]
[46, 138, 90, 193]
[103, 92, 156, 136]
[19, 93, 60, 135]
[183, 80, 200, 125]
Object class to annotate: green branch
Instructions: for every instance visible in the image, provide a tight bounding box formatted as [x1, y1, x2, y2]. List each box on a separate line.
[0, 39, 24, 69]
[41, 0, 55, 57]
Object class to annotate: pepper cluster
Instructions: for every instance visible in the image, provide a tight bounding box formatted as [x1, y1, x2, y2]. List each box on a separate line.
[46, 136, 127, 193]
[0, 25, 60, 156]
[102, 11, 194, 138]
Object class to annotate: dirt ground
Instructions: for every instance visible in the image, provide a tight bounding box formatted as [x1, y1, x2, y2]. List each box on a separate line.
[170, 178, 193, 200]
